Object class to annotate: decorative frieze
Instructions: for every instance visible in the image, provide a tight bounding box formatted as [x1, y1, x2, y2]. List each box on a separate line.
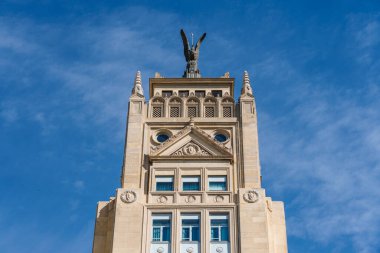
[171, 142, 211, 156]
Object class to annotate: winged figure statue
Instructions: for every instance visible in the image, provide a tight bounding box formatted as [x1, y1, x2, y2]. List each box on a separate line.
[180, 29, 207, 78]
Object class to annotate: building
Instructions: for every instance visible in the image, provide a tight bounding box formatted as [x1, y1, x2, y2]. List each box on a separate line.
[92, 31, 288, 253]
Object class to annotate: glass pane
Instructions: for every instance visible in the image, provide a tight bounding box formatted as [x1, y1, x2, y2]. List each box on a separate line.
[221, 227, 229, 241]
[211, 219, 228, 226]
[214, 134, 228, 142]
[156, 182, 174, 191]
[162, 91, 173, 97]
[157, 134, 169, 142]
[152, 227, 161, 241]
[192, 227, 199, 241]
[209, 182, 227, 191]
[153, 220, 170, 226]
[182, 227, 190, 241]
[162, 227, 171, 242]
[211, 227, 219, 241]
[183, 182, 200, 191]
[212, 90, 222, 97]
[182, 219, 199, 226]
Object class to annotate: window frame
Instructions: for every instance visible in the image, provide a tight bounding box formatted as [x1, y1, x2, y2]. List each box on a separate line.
[155, 176, 174, 191]
[182, 176, 201, 191]
[152, 214, 172, 242]
[210, 214, 229, 242]
[208, 176, 227, 191]
[181, 214, 200, 242]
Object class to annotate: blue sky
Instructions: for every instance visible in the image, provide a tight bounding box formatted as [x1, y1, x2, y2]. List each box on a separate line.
[1, 0, 379, 252]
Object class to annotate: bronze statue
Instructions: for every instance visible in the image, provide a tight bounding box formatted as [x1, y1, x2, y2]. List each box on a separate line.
[180, 29, 206, 78]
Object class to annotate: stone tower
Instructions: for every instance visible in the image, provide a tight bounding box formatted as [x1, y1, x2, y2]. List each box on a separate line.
[92, 33, 288, 253]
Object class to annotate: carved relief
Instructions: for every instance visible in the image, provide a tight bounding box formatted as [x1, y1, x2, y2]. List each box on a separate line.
[157, 195, 168, 204]
[216, 247, 224, 253]
[157, 247, 164, 253]
[150, 125, 232, 156]
[185, 195, 196, 203]
[243, 190, 259, 203]
[186, 247, 194, 253]
[171, 142, 211, 156]
[214, 195, 224, 203]
[120, 190, 137, 203]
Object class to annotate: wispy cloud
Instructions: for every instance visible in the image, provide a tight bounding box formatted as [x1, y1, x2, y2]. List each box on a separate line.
[257, 13, 380, 251]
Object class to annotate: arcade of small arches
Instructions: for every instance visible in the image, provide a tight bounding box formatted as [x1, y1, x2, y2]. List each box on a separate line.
[149, 94, 235, 118]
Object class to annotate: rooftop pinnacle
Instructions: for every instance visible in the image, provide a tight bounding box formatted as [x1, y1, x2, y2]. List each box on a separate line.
[241, 70, 253, 97]
[132, 70, 144, 97]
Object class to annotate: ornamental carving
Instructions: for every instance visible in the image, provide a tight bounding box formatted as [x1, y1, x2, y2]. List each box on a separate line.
[157, 247, 164, 253]
[120, 190, 137, 203]
[214, 195, 224, 203]
[216, 247, 223, 253]
[243, 190, 259, 203]
[157, 195, 168, 204]
[186, 247, 194, 253]
[185, 195, 196, 203]
[171, 142, 211, 156]
[150, 125, 232, 156]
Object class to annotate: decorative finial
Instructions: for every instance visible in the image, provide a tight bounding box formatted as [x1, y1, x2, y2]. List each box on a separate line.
[180, 29, 207, 78]
[221, 72, 230, 78]
[132, 71, 144, 97]
[241, 70, 253, 97]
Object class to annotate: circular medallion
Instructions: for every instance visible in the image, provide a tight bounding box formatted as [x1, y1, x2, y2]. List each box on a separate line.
[185, 195, 196, 203]
[214, 195, 224, 203]
[243, 190, 259, 203]
[216, 246, 223, 253]
[186, 247, 194, 253]
[120, 190, 137, 203]
[157, 195, 168, 204]
[157, 247, 164, 253]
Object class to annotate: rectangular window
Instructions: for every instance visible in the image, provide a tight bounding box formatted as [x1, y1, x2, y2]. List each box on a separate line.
[153, 107, 162, 118]
[179, 90, 189, 97]
[208, 176, 227, 191]
[156, 176, 174, 191]
[223, 106, 232, 117]
[170, 106, 180, 117]
[205, 107, 215, 117]
[210, 214, 229, 242]
[152, 214, 171, 242]
[182, 214, 200, 242]
[212, 90, 223, 97]
[195, 90, 205, 98]
[188, 107, 197, 117]
[162, 90, 173, 97]
[182, 176, 200, 191]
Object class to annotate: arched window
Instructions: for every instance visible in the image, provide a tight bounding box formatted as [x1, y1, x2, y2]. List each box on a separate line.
[204, 97, 217, 118]
[151, 97, 165, 118]
[221, 97, 234, 118]
[186, 97, 200, 117]
[169, 97, 182, 118]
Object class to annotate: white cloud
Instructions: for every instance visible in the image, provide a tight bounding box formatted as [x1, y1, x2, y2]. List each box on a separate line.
[258, 47, 380, 252]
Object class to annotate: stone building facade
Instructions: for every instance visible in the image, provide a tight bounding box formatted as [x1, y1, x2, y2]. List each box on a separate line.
[92, 70, 288, 253]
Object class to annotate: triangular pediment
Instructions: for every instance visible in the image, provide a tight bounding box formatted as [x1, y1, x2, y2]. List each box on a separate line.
[150, 125, 232, 160]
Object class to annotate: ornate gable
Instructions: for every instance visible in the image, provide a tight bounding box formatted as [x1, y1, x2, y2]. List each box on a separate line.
[150, 125, 232, 161]
[171, 141, 212, 157]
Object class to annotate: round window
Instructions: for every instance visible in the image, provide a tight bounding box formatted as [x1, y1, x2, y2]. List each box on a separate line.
[156, 134, 170, 143]
[214, 133, 228, 142]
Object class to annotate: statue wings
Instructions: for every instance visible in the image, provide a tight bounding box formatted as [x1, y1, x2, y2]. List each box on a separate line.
[195, 32, 206, 51]
[180, 29, 190, 61]
[180, 29, 207, 61]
